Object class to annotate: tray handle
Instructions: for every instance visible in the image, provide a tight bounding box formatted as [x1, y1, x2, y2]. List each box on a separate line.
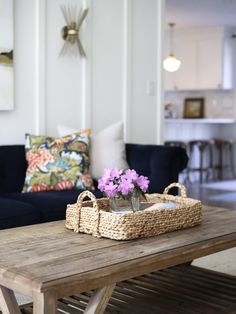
[163, 183, 187, 198]
[75, 190, 101, 237]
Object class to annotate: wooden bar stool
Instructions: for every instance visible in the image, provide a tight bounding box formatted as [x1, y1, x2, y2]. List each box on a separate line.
[187, 140, 214, 183]
[211, 139, 235, 180]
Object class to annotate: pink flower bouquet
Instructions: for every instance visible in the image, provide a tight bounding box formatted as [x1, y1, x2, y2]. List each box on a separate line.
[98, 168, 150, 211]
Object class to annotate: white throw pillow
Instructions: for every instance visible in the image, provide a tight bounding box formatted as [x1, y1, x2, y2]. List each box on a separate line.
[57, 121, 129, 179]
[57, 125, 78, 137]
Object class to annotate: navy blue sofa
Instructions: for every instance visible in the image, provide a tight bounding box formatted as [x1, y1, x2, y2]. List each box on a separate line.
[0, 144, 188, 230]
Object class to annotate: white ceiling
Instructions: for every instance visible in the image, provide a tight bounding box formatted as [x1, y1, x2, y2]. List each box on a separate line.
[165, 0, 236, 28]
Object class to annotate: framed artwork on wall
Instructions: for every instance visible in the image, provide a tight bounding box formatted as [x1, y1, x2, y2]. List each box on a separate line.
[183, 98, 204, 118]
[0, 0, 14, 111]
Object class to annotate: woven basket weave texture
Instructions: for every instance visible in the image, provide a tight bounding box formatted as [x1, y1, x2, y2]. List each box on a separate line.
[66, 183, 202, 240]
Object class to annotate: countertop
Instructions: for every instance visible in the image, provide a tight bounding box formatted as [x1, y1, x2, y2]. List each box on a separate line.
[165, 118, 235, 124]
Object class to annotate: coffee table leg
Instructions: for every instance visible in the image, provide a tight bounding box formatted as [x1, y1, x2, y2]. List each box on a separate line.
[0, 285, 21, 314]
[33, 290, 57, 314]
[84, 284, 116, 314]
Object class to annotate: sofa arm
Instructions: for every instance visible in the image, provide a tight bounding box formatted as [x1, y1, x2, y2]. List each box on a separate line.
[0, 145, 27, 193]
[125, 144, 188, 194]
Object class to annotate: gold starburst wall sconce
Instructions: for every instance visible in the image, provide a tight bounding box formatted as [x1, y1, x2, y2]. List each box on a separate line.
[60, 5, 89, 57]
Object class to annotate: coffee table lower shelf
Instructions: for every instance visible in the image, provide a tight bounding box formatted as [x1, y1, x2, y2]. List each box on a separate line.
[15, 265, 236, 314]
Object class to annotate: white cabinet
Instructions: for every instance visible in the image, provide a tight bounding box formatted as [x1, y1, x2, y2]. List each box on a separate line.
[197, 38, 222, 89]
[173, 39, 197, 90]
[164, 27, 233, 91]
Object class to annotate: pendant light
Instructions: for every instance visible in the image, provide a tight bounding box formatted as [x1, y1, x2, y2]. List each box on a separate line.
[163, 23, 181, 72]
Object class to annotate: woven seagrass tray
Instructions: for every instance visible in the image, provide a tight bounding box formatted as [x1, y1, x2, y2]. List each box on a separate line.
[66, 182, 202, 240]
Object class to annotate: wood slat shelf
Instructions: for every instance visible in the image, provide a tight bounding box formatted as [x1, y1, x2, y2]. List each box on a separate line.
[17, 265, 236, 314]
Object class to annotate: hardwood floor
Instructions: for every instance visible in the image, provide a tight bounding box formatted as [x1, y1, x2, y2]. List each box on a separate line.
[186, 181, 236, 276]
[186, 182, 236, 210]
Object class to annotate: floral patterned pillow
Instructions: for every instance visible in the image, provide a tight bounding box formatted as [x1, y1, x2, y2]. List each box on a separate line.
[22, 129, 94, 192]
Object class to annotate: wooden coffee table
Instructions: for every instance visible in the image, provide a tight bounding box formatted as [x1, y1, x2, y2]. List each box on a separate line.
[0, 206, 236, 314]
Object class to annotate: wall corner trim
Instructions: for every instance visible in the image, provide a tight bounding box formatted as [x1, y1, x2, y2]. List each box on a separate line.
[122, 0, 132, 142]
[35, 0, 46, 135]
[156, 0, 165, 144]
[81, 0, 93, 129]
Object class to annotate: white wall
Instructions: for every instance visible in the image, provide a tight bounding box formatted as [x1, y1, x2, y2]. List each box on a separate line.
[91, 0, 124, 133]
[46, 0, 84, 136]
[0, 0, 37, 144]
[0, 0, 14, 111]
[0, 0, 164, 145]
[0, 0, 13, 49]
[129, 0, 159, 143]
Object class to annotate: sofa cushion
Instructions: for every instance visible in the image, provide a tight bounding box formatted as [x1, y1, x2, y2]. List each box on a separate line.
[23, 131, 94, 192]
[5, 189, 103, 223]
[0, 197, 40, 229]
[0, 145, 27, 192]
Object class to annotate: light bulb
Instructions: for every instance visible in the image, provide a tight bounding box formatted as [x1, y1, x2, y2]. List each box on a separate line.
[163, 55, 181, 72]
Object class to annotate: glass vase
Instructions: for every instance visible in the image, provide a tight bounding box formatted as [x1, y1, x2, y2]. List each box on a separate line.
[109, 192, 140, 213]
[109, 197, 129, 213]
[130, 191, 140, 212]
[109, 197, 120, 211]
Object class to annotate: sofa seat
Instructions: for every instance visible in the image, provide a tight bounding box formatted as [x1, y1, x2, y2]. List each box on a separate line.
[2, 189, 103, 223]
[0, 198, 40, 229]
[0, 144, 188, 230]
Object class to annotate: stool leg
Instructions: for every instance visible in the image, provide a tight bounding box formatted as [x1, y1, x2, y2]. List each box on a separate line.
[199, 145, 204, 183]
[206, 144, 213, 181]
[186, 144, 193, 184]
[219, 144, 223, 180]
[212, 144, 217, 181]
[186, 144, 191, 184]
[229, 144, 235, 178]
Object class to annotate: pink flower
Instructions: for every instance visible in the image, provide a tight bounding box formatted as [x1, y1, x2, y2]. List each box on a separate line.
[136, 175, 149, 192]
[123, 169, 138, 181]
[98, 168, 150, 198]
[102, 168, 113, 182]
[98, 178, 107, 192]
[111, 167, 122, 179]
[118, 178, 134, 195]
[103, 167, 122, 180]
[98, 169, 121, 197]
[104, 182, 118, 197]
